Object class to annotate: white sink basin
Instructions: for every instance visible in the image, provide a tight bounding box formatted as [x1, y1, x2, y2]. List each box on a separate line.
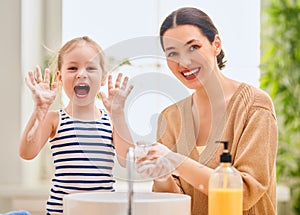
[63, 191, 191, 215]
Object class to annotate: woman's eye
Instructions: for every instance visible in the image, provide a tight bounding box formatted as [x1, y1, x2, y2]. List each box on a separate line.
[189, 45, 200, 52]
[167, 52, 178, 58]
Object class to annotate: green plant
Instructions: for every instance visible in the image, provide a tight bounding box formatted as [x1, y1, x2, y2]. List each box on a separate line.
[260, 0, 300, 214]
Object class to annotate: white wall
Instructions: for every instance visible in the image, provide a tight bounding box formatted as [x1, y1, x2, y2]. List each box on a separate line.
[0, 0, 61, 212]
[62, 0, 260, 87]
[20, 0, 62, 187]
[0, 0, 22, 211]
[0, 0, 22, 185]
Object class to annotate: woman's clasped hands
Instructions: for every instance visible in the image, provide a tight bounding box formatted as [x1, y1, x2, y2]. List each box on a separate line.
[134, 142, 185, 181]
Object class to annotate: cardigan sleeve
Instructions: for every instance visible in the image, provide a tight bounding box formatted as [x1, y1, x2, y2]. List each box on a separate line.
[230, 93, 278, 210]
[153, 108, 179, 192]
[156, 105, 182, 152]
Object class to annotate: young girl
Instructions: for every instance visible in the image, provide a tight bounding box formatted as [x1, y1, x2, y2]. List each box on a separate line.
[19, 36, 133, 215]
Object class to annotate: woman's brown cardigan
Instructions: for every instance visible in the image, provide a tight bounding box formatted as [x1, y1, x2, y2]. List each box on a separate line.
[153, 83, 278, 215]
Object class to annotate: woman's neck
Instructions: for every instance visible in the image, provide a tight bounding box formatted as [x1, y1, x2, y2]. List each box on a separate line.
[193, 71, 239, 107]
[194, 70, 224, 104]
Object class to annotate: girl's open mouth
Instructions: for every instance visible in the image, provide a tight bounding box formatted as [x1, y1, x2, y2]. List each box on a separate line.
[74, 84, 90, 97]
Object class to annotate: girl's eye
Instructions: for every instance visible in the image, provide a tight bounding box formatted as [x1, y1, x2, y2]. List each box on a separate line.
[86, 67, 98, 72]
[87, 67, 97, 70]
[189, 45, 200, 52]
[67, 67, 77, 71]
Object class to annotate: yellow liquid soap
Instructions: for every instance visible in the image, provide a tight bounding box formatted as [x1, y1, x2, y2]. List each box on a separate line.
[208, 189, 243, 215]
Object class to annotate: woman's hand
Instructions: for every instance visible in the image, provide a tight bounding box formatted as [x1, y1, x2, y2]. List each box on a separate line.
[100, 73, 133, 116]
[135, 142, 186, 180]
[25, 65, 57, 110]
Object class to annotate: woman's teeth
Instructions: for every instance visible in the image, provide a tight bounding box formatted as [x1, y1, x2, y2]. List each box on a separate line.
[183, 68, 200, 77]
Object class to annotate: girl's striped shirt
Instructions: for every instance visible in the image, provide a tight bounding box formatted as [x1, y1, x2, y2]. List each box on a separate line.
[46, 109, 115, 215]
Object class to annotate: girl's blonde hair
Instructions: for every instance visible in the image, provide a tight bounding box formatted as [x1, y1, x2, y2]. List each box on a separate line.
[49, 36, 106, 74]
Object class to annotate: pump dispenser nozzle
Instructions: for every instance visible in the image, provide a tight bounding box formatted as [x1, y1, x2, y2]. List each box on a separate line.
[209, 141, 243, 215]
[216, 141, 231, 163]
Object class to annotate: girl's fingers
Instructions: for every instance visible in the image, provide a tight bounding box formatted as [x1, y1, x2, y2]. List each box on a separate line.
[44, 68, 50, 83]
[115, 73, 123, 88]
[121, 76, 129, 90]
[25, 76, 35, 91]
[107, 73, 133, 99]
[119, 75, 133, 97]
[108, 75, 113, 91]
[108, 73, 131, 90]
[99, 91, 108, 105]
[35, 66, 43, 83]
[27, 71, 36, 85]
[124, 85, 134, 97]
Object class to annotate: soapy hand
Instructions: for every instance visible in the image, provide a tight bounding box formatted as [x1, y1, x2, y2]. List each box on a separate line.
[100, 73, 133, 116]
[135, 142, 186, 181]
[25, 66, 57, 110]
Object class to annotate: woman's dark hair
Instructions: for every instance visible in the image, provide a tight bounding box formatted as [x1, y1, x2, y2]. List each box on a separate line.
[160, 7, 226, 70]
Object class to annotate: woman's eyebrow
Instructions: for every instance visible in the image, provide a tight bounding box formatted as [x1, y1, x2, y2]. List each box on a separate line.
[184, 39, 201, 46]
[165, 46, 175, 51]
[165, 39, 200, 51]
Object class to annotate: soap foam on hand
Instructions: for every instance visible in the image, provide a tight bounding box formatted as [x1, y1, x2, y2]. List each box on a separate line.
[134, 141, 159, 179]
[134, 141, 154, 161]
[135, 156, 174, 181]
[134, 141, 177, 181]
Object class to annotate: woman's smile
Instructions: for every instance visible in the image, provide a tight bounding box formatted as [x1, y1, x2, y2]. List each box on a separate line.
[181, 67, 201, 80]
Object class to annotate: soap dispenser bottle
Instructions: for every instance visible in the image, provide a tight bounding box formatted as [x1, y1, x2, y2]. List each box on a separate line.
[208, 141, 243, 215]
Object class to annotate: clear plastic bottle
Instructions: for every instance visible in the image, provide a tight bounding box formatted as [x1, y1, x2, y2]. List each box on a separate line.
[208, 141, 243, 215]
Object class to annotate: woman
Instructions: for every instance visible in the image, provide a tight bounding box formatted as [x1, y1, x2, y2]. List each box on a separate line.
[136, 7, 277, 215]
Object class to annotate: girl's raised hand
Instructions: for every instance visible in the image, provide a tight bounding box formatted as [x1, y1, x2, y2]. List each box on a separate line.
[25, 65, 57, 109]
[100, 73, 133, 115]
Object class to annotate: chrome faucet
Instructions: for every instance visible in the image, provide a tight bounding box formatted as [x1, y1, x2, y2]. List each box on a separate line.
[126, 147, 135, 215]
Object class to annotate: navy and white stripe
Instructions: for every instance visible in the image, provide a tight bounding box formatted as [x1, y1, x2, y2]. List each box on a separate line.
[46, 109, 115, 214]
